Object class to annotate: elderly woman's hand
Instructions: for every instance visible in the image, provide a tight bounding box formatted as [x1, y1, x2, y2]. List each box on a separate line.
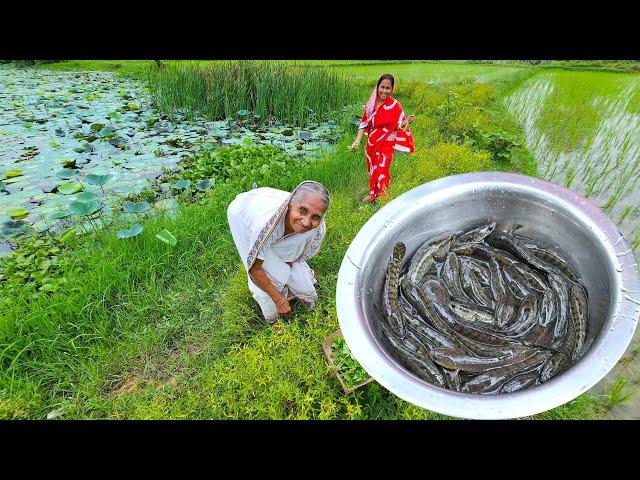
[276, 296, 292, 317]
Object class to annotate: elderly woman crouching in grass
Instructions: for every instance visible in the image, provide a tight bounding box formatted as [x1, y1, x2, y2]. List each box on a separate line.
[227, 180, 330, 326]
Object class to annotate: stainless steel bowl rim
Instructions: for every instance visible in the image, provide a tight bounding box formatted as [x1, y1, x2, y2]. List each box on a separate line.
[336, 172, 640, 419]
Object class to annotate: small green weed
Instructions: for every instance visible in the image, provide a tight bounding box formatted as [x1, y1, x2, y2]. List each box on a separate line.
[331, 336, 370, 389]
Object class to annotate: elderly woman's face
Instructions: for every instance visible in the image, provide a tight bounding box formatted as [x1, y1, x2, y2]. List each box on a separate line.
[288, 193, 326, 234]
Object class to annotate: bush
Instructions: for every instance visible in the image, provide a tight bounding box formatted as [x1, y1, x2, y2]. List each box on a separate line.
[418, 142, 490, 178]
[431, 80, 495, 144]
[467, 129, 521, 164]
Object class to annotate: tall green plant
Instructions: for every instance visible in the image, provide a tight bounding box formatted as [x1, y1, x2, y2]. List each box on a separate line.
[146, 61, 359, 126]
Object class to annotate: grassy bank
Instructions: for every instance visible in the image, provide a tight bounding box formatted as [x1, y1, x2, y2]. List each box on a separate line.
[1, 64, 614, 419]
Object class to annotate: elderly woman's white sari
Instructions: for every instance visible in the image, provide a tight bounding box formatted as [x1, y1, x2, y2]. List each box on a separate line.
[227, 181, 326, 323]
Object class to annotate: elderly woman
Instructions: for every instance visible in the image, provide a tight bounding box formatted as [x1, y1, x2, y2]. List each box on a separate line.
[227, 180, 330, 324]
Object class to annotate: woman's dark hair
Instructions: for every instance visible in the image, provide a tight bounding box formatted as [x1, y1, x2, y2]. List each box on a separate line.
[377, 74, 395, 89]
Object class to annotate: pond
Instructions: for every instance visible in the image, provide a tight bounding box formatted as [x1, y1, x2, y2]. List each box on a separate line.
[0, 66, 339, 254]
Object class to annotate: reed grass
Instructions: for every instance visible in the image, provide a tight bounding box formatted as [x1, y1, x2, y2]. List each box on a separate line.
[145, 61, 359, 126]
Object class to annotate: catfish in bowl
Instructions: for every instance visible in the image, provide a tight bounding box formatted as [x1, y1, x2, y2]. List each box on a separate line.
[379, 222, 589, 395]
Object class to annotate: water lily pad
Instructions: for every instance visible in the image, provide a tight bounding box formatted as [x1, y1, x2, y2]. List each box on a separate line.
[236, 109, 250, 117]
[127, 103, 140, 111]
[299, 131, 311, 141]
[155, 228, 177, 246]
[85, 173, 112, 186]
[90, 123, 104, 131]
[9, 207, 29, 220]
[123, 201, 150, 214]
[196, 179, 213, 191]
[55, 128, 66, 137]
[117, 224, 143, 239]
[75, 191, 99, 202]
[68, 199, 102, 216]
[57, 182, 83, 195]
[171, 179, 191, 190]
[4, 169, 23, 179]
[0, 182, 6, 191]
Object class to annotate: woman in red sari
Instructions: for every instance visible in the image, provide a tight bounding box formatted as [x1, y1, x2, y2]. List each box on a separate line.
[350, 74, 415, 202]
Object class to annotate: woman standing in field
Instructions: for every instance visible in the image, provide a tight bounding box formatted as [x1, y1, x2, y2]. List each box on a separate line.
[350, 74, 415, 202]
[227, 181, 329, 326]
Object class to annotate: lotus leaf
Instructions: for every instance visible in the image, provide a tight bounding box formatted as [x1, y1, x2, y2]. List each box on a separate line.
[97, 127, 114, 138]
[196, 179, 213, 191]
[49, 210, 71, 219]
[117, 224, 143, 239]
[10, 208, 29, 220]
[61, 158, 76, 168]
[68, 199, 102, 217]
[85, 173, 112, 186]
[155, 228, 177, 246]
[171, 179, 191, 190]
[57, 182, 83, 195]
[123, 201, 150, 213]
[1, 220, 30, 237]
[75, 191, 99, 202]
[56, 169, 80, 179]
[4, 169, 23, 179]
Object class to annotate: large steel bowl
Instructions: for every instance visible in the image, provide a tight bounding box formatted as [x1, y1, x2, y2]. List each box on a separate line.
[336, 172, 640, 419]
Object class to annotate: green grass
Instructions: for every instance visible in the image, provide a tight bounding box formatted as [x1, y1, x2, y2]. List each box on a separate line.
[332, 62, 527, 85]
[0, 63, 614, 419]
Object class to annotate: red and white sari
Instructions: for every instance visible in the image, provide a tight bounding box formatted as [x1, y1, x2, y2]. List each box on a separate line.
[359, 93, 415, 201]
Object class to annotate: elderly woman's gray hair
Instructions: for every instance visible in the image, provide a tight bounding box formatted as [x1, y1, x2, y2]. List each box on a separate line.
[290, 182, 330, 210]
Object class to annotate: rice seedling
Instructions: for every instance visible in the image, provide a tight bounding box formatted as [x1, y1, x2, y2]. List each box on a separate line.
[618, 205, 633, 223]
[505, 70, 640, 255]
[605, 376, 637, 407]
[631, 230, 640, 250]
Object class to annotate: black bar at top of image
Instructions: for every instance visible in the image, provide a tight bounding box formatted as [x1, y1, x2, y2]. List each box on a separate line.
[1, 15, 638, 60]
